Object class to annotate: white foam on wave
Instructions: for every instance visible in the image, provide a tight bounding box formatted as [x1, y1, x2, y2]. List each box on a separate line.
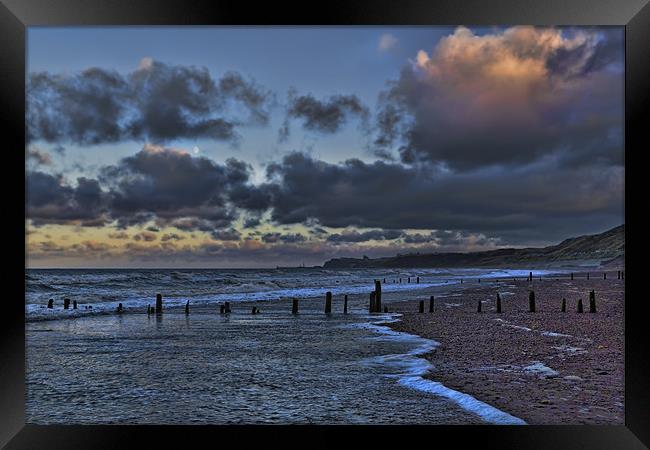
[26, 281, 446, 322]
[351, 315, 526, 425]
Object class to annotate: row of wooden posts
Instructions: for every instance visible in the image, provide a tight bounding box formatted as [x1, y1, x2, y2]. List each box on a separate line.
[50, 272, 613, 315]
[469, 289, 598, 314]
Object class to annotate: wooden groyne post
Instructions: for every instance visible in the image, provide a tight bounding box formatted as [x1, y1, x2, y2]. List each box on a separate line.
[529, 291, 536, 312]
[147, 305, 152, 315]
[292, 298, 299, 314]
[224, 302, 231, 314]
[374, 279, 382, 313]
[325, 291, 332, 314]
[185, 300, 189, 315]
[369, 291, 376, 313]
[561, 298, 566, 312]
[47, 299, 53, 309]
[429, 296, 434, 313]
[528, 272, 533, 282]
[63, 298, 70, 310]
[73, 300, 77, 310]
[496, 293, 502, 313]
[589, 290, 597, 313]
[621, 271, 624, 280]
[570, 273, 574, 280]
[343, 295, 348, 314]
[384, 306, 388, 313]
[587, 273, 590, 280]
[477, 300, 482, 313]
[155, 293, 163, 313]
[417, 276, 420, 284]
[617, 270, 621, 280]
[603, 272, 607, 280]
[577, 298, 584, 313]
[419, 300, 424, 313]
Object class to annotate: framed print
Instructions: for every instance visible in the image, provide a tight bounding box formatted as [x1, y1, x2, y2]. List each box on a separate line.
[1, 0, 648, 447]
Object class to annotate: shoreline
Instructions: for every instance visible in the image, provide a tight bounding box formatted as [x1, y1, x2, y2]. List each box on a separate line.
[384, 270, 624, 424]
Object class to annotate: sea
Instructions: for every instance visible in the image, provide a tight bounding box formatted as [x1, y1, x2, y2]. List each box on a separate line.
[25, 267, 557, 424]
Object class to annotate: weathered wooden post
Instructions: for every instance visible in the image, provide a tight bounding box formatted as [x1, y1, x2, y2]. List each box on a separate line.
[369, 291, 376, 313]
[496, 293, 502, 313]
[374, 279, 382, 313]
[419, 300, 424, 313]
[73, 300, 77, 310]
[617, 271, 621, 280]
[116, 303, 124, 313]
[325, 291, 332, 314]
[529, 291, 536, 312]
[63, 298, 70, 310]
[185, 300, 189, 315]
[429, 296, 434, 313]
[561, 298, 566, 312]
[478, 278, 481, 283]
[460, 279, 463, 284]
[384, 306, 388, 313]
[528, 272, 533, 282]
[155, 293, 163, 313]
[587, 273, 590, 280]
[571, 273, 574, 280]
[343, 295, 348, 314]
[417, 276, 420, 284]
[47, 299, 53, 309]
[407, 277, 410, 283]
[477, 300, 482, 313]
[251, 306, 257, 314]
[383, 278, 386, 283]
[603, 272, 607, 280]
[224, 301, 231, 313]
[621, 271, 624, 280]
[589, 290, 597, 313]
[147, 305, 152, 315]
[220, 304, 225, 314]
[399, 277, 402, 284]
[577, 298, 584, 313]
[292, 298, 299, 314]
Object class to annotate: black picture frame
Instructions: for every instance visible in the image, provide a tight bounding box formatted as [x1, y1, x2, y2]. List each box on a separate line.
[2, 0, 648, 447]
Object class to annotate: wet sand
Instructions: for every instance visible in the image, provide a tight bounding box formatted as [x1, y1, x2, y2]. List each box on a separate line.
[385, 271, 625, 424]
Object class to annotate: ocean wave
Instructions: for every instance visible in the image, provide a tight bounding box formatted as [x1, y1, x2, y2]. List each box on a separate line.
[357, 316, 526, 425]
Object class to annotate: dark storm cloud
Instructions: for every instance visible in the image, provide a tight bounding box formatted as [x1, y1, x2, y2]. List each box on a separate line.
[261, 232, 307, 244]
[264, 152, 623, 244]
[160, 233, 184, 242]
[280, 92, 369, 140]
[99, 144, 265, 230]
[26, 171, 109, 226]
[27, 59, 273, 145]
[211, 228, 242, 241]
[373, 26, 624, 170]
[26, 145, 270, 233]
[133, 231, 157, 242]
[327, 229, 404, 243]
[243, 217, 261, 229]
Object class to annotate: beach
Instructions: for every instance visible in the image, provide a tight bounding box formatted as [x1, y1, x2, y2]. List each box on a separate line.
[25, 267, 624, 425]
[385, 271, 625, 424]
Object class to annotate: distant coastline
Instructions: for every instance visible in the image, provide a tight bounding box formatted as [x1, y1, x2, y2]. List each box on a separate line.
[323, 225, 624, 269]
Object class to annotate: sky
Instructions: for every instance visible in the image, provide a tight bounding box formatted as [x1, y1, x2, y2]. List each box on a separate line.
[25, 26, 625, 268]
